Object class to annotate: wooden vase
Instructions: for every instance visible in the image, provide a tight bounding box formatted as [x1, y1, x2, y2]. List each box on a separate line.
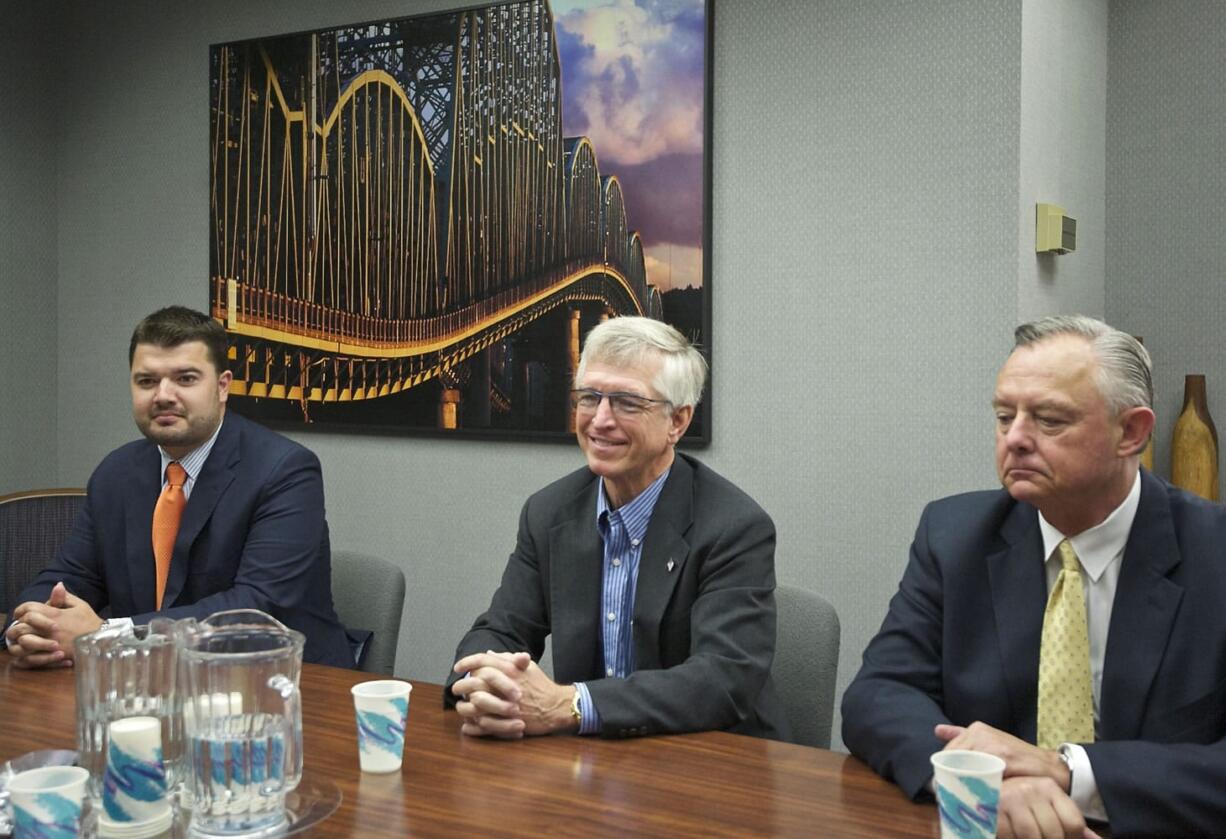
[1171, 374, 1219, 501]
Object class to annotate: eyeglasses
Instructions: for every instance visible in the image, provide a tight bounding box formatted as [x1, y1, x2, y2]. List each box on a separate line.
[570, 388, 672, 417]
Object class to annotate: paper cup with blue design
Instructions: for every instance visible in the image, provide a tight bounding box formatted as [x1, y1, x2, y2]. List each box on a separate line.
[9, 765, 90, 839]
[351, 680, 412, 773]
[98, 716, 174, 838]
[930, 749, 1005, 839]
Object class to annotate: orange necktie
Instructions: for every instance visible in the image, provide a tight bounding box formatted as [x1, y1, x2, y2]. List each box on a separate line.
[152, 462, 187, 610]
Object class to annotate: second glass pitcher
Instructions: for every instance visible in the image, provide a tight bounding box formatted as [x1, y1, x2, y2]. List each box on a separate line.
[174, 609, 304, 838]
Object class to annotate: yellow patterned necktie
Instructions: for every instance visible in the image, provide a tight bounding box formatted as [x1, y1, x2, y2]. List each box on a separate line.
[1036, 539, 1095, 750]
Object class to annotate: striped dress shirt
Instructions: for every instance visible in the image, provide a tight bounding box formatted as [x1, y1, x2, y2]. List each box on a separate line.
[574, 468, 670, 734]
[156, 418, 224, 500]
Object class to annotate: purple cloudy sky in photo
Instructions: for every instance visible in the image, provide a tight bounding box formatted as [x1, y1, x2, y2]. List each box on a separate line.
[552, 0, 706, 290]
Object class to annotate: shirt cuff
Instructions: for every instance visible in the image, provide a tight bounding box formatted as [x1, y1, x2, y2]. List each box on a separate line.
[574, 682, 600, 735]
[100, 617, 135, 635]
[1062, 743, 1107, 823]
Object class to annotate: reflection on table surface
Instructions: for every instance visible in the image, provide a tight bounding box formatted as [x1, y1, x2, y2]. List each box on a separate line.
[0, 658, 940, 837]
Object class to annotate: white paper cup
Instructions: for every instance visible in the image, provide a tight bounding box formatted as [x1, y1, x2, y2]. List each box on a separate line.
[98, 716, 173, 838]
[97, 808, 174, 839]
[9, 765, 90, 839]
[351, 680, 412, 773]
[930, 750, 1005, 839]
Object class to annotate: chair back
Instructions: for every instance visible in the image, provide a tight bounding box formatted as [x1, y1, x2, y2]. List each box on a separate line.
[331, 550, 406, 675]
[0, 489, 86, 616]
[772, 583, 841, 748]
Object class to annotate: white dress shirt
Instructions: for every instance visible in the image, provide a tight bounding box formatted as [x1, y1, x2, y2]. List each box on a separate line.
[1036, 469, 1141, 823]
[156, 418, 224, 502]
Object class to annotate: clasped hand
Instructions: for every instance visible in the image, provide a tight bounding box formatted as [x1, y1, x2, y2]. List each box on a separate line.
[4, 582, 102, 669]
[450, 651, 576, 739]
[935, 723, 1100, 839]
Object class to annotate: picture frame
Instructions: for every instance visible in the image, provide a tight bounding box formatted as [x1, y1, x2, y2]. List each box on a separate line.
[208, 0, 712, 442]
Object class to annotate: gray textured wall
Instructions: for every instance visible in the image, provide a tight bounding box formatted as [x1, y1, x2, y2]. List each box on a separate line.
[713, 0, 1019, 749]
[1107, 0, 1226, 486]
[1017, 0, 1108, 320]
[0, 4, 58, 493]
[7, 0, 1172, 753]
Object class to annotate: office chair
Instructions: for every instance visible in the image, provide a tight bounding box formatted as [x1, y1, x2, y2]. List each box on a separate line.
[0, 489, 86, 616]
[772, 583, 841, 748]
[331, 549, 407, 675]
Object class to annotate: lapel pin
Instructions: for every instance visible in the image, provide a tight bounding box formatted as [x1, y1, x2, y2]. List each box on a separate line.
[666, 559, 675, 573]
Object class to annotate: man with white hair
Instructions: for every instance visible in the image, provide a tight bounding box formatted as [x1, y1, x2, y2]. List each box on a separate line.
[844, 315, 1226, 837]
[446, 316, 790, 741]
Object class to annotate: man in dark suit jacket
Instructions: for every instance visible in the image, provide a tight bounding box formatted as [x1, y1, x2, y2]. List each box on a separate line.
[4, 306, 352, 668]
[843, 315, 1226, 838]
[446, 317, 789, 741]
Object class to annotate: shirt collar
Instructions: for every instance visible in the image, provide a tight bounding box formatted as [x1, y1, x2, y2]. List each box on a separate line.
[158, 418, 224, 483]
[596, 468, 671, 543]
[1038, 469, 1141, 582]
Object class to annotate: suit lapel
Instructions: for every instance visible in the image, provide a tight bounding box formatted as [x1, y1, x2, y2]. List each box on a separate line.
[161, 416, 239, 608]
[125, 443, 165, 612]
[549, 478, 603, 681]
[632, 458, 693, 670]
[987, 502, 1047, 742]
[1099, 470, 1184, 739]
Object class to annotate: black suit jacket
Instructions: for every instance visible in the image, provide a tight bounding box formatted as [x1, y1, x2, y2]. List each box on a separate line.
[446, 453, 790, 740]
[842, 469, 1226, 836]
[12, 411, 353, 667]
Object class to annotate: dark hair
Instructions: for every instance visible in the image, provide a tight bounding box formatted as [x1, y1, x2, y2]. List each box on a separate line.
[128, 306, 229, 373]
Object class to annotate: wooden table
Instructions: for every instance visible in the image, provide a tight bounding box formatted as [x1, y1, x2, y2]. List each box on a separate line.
[0, 659, 939, 837]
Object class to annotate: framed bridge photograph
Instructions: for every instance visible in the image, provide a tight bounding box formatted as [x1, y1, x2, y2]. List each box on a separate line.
[207, 0, 712, 442]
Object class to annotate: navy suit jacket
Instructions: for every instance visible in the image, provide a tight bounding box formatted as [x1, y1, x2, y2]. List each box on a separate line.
[842, 469, 1226, 836]
[12, 411, 353, 667]
[445, 453, 791, 741]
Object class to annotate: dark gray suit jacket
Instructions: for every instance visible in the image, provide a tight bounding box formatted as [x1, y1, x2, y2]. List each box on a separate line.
[446, 453, 790, 740]
[842, 469, 1226, 836]
[11, 411, 353, 667]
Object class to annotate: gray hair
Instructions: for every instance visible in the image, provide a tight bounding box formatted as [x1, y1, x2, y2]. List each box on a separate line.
[576, 316, 708, 408]
[1013, 315, 1153, 413]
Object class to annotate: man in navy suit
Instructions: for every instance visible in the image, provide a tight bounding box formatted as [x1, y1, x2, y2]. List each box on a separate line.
[4, 306, 352, 668]
[843, 315, 1226, 837]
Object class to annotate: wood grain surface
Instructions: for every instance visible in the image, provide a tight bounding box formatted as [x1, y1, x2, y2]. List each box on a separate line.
[0, 659, 940, 837]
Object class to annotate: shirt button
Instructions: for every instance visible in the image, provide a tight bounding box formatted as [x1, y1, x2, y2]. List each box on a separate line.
[607, 612, 616, 621]
[631, 538, 640, 546]
[606, 668, 614, 677]
[612, 558, 621, 567]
